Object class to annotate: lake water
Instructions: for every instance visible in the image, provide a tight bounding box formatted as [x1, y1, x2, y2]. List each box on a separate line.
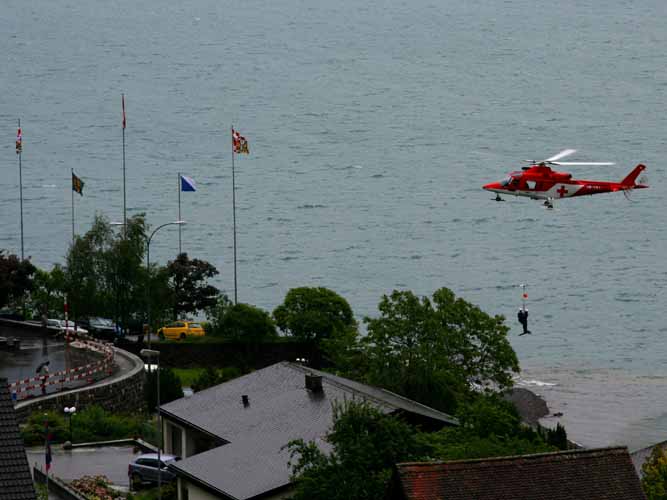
[2, 0, 666, 450]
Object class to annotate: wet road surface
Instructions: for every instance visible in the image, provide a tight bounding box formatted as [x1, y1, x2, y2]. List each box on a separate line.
[27, 445, 140, 487]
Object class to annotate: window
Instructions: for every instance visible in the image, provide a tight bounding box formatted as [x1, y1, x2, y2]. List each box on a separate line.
[171, 425, 182, 457]
[188, 323, 201, 329]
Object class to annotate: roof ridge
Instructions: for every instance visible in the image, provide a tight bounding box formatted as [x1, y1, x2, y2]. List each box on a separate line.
[286, 362, 393, 408]
[286, 362, 457, 423]
[398, 446, 630, 468]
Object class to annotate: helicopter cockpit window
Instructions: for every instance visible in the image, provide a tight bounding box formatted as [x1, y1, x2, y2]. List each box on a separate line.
[500, 177, 512, 186]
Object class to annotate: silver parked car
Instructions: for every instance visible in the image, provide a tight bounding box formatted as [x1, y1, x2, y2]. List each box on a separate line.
[46, 319, 88, 336]
[128, 453, 180, 489]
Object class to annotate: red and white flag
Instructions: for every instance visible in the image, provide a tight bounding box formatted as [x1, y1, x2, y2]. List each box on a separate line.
[232, 128, 249, 154]
[16, 127, 22, 154]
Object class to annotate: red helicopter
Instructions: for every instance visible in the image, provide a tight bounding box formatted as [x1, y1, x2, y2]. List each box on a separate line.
[483, 149, 648, 208]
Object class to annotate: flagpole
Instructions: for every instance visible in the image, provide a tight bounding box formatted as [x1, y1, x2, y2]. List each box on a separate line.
[44, 414, 49, 496]
[18, 118, 24, 260]
[71, 168, 75, 245]
[122, 94, 127, 237]
[231, 126, 238, 305]
[178, 172, 182, 255]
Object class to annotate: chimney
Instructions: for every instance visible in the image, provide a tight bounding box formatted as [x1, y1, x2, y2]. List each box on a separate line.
[242, 395, 249, 407]
[305, 373, 323, 393]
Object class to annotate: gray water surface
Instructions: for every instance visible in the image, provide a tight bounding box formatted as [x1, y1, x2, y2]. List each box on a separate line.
[2, 0, 666, 449]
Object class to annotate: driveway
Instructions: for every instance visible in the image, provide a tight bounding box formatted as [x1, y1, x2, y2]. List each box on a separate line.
[27, 445, 140, 488]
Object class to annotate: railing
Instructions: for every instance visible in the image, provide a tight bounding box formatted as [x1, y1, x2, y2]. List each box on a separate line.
[9, 334, 115, 400]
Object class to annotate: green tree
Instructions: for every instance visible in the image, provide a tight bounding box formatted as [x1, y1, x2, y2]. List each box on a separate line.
[273, 287, 356, 342]
[221, 303, 277, 341]
[166, 253, 219, 319]
[205, 294, 234, 336]
[419, 393, 554, 461]
[287, 401, 425, 500]
[28, 265, 66, 321]
[145, 368, 184, 413]
[642, 445, 667, 500]
[65, 214, 148, 327]
[191, 366, 242, 392]
[0, 251, 36, 310]
[362, 288, 519, 413]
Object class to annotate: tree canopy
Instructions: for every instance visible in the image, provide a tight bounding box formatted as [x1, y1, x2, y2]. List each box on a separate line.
[362, 288, 519, 414]
[167, 252, 219, 319]
[65, 214, 148, 327]
[0, 251, 36, 310]
[288, 396, 556, 500]
[220, 303, 277, 341]
[273, 287, 356, 342]
[29, 265, 66, 321]
[287, 401, 425, 500]
[641, 445, 667, 500]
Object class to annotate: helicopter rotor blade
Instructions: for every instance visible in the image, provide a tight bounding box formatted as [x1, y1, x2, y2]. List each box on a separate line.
[544, 149, 577, 162]
[550, 162, 615, 166]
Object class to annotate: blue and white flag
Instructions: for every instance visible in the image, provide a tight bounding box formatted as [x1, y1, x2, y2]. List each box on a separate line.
[180, 175, 197, 192]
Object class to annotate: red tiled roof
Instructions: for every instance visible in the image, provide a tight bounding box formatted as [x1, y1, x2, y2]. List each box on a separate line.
[393, 447, 646, 500]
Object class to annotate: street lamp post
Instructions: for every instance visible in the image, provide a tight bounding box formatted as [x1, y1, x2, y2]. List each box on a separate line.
[112, 220, 185, 348]
[141, 349, 161, 500]
[145, 221, 185, 348]
[64, 406, 76, 444]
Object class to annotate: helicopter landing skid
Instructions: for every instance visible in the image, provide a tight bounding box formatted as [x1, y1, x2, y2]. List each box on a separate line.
[544, 198, 554, 209]
[494, 194, 505, 202]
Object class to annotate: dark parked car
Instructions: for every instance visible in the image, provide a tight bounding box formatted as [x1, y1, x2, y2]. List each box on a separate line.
[78, 317, 120, 341]
[0, 309, 24, 321]
[128, 453, 180, 489]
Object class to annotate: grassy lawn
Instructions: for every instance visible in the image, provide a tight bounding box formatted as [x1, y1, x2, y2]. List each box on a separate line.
[173, 367, 206, 388]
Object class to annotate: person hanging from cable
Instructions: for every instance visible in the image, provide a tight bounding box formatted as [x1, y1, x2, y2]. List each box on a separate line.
[518, 284, 531, 336]
[518, 308, 531, 336]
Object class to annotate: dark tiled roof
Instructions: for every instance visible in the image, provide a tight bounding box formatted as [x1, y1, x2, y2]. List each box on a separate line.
[163, 362, 457, 500]
[393, 447, 646, 500]
[0, 378, 36, 500]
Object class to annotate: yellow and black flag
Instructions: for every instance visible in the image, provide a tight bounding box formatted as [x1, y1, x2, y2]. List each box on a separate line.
[72, 172, 84, 196]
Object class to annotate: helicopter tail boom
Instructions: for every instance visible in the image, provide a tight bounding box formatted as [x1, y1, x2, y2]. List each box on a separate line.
[621, 164, 647, 188]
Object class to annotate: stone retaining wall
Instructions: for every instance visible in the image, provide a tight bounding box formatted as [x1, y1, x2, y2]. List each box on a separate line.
[14, 348, 145, 423]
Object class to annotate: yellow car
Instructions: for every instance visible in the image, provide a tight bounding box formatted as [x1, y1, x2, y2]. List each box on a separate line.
[157, 321, 205, 341]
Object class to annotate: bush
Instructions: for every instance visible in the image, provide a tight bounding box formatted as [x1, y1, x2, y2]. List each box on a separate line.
[145, 367, 184, 413]
[71, 406, 144, 443]
[191, 366, 242, 392]
[21, 410, 68, 446]
[70, 475, 118, 500]
[128, 482, 176, 500]
[21, 406, 154, 446]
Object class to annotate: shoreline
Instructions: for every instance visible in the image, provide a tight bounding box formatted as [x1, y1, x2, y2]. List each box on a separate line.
[506, 387, 550, 426]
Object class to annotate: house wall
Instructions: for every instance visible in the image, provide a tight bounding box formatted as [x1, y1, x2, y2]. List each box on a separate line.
[177, 477, 293, 500]
[164, 419, 186, 458]
[162, 415, 220, 458]
[178, 478, 223, 500]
